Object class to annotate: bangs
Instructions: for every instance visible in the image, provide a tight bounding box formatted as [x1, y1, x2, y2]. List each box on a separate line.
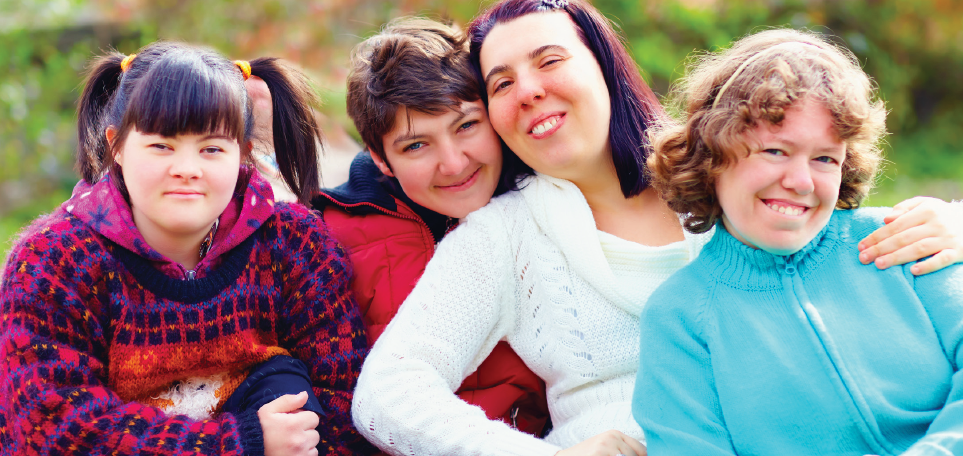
[121, 53, 248, 142]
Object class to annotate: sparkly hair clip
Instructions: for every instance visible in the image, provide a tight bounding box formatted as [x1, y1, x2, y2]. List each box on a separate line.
[537, 0, 568, 11]
[120, 53, 137, 72]
[234, 60, 252, 80]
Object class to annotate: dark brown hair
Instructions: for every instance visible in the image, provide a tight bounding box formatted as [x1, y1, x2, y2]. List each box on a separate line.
[77, 41, 323, 205]
[648, 29, 887, 233]
[467, 0, 665, 197]
[345, 17, 531, 194]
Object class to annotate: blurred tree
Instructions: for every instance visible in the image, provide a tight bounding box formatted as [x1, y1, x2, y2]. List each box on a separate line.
[2, 0, 961, 259]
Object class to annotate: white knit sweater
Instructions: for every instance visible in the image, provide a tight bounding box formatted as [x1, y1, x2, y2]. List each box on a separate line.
[352, 174, 712, 456]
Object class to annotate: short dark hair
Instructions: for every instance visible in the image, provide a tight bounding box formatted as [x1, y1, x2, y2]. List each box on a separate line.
[77, 41, 323, 204]
[467, 0, 665, 198]
[346, 18, 481, 165]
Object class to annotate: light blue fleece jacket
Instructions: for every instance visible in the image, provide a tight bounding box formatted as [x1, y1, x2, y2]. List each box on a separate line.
[633, 208, 963, 456]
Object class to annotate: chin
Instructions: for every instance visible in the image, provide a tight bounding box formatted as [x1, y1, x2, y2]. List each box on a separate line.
[755, 236, 812, 256]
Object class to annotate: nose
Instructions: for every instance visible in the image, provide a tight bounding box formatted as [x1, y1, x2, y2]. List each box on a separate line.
[437, 140, 470, 176]
[781, 157, 814, 196]
[169, 153, 202, 180]
[514, 73, 545, 107]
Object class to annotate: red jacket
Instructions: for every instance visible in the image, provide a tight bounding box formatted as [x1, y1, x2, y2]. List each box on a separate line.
[314, 152, 549, 437]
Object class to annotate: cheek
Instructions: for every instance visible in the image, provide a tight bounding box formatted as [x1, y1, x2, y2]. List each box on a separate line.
[487, 99, 514, 138]
[816, 172, 843, 206]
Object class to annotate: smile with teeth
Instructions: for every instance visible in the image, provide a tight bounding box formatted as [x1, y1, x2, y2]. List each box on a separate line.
[765, 200, 808, 216]
[531, 117, 558, 135]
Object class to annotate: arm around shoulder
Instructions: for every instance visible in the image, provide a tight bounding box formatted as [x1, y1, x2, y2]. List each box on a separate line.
[351, 208, 561, 456]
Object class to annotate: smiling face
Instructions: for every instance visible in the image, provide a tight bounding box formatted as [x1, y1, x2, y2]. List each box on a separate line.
[373, 100, 503, 219]
[479, 11, 612, 182]
[715, 97, 846, 255]
[113, 129, 241, 248]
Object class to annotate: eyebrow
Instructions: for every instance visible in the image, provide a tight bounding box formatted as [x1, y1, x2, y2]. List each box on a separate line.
[391, 107, 483, 146]
[767, 136, 845, 154]
[483, 44, 569, 88]
[450, 106, 482, 128]
[202, 134, 234, 141]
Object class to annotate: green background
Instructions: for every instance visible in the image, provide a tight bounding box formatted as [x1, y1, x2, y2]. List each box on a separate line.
[2, 0, 961, 260]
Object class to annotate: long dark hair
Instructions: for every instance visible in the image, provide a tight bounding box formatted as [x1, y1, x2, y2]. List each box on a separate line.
[76, 41, 322, 205]
[468, 0, 664, 197]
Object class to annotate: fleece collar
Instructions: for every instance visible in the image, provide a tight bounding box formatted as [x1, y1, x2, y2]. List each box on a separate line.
[64, 166, 276, 276]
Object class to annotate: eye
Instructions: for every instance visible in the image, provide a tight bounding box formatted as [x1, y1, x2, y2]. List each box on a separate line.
[492, 79, 513, 94]
[149, 143, 172, 151]
[814, 155, 839, 165]
[403, 141, 426, 153]
[540, 57, 565, 68]
[201, 146, 224, 155]
[763, 148, 786, 156]
[458, 120, 479, 132]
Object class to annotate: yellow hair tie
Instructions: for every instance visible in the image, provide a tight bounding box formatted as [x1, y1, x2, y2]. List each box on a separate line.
[120, 53, 137, 73]
[234, 60, 252, 80]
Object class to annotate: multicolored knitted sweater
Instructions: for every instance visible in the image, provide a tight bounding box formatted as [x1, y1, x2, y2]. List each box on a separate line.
[0, 169, 371, 456]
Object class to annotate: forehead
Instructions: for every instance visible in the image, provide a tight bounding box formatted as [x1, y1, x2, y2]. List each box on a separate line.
[479, 11, 583, 73]
[384, 100, 486, 139]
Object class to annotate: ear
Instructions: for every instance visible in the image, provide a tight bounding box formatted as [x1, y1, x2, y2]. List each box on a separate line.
[368, 148, 394, 177]
[105, 127, 122, 166]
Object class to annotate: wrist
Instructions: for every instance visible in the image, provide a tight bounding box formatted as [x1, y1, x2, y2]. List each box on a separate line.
[235, 408, 266, 456]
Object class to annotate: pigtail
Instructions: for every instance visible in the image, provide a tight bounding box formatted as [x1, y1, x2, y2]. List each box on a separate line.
[76, 52, 126, 183]
[249, 58, 322, 206]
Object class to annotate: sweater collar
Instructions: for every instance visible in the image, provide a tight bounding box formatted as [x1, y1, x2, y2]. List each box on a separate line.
[700, 212, 841, 289]
[519, 173, 688, 316]
[63, 166, 275, 273]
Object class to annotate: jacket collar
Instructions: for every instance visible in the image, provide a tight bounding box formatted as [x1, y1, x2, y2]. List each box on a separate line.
[314, 151, 455, 243]
[63, 166, 275, 274]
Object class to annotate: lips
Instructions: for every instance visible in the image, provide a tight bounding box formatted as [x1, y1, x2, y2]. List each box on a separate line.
[165, 189, 204, 198]
[437, 167, 481, 191]
[763, 199, 810, 216]
[527, 113, 564, 138]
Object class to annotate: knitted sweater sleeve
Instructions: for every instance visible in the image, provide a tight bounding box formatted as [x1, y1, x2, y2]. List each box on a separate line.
[905, 262, 963, 456]
[351, 204, 561, 456]
[633, 271, 737, 456]
[273, 204, 374, 456]
[0, 215, 250, 456]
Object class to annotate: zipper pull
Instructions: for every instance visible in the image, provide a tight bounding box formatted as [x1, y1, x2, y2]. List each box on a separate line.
[186, 269, 196, 280]
[784, 263, 796, 275]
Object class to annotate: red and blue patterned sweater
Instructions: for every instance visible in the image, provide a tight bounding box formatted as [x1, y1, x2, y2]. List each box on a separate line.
[0, 169, 371, 455]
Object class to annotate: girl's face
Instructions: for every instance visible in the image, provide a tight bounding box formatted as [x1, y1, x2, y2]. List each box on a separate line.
[715, 97, 846, 255]
[114, 128, 241, 244]
[373, 100, 503, 219]
[479, 11, 612, 181]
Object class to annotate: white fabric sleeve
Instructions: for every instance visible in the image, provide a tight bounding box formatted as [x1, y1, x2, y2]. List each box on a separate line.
[351, 206, 562, 456]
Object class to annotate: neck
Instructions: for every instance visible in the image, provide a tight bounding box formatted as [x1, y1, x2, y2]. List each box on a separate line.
[569, 159, 684, 247]
[133, 215, 210, 271]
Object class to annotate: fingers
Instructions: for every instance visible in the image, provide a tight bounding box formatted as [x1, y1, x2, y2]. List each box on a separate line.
[259, 391, 308, 414]
[911, 249, 962, 276]
[859, 207, 935, 255]
[882, 196, 929, 224]
[621, 435, 647, 456]
[861, 224, 942, 268]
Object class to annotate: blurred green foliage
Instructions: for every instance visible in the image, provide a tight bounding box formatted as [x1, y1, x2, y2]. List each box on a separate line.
[2, 0, 962, 259]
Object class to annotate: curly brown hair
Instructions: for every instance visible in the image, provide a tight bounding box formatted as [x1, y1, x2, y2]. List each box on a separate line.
[648, 28, 887, 234]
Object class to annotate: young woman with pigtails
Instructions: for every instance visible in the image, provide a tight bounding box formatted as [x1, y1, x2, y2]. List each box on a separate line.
[0, 42, 371, 456]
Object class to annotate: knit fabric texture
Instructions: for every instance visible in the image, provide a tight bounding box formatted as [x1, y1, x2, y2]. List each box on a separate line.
[352, 174, 711, 456]
[634, 208, 963, 456]
[0, 170, 371, 456]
